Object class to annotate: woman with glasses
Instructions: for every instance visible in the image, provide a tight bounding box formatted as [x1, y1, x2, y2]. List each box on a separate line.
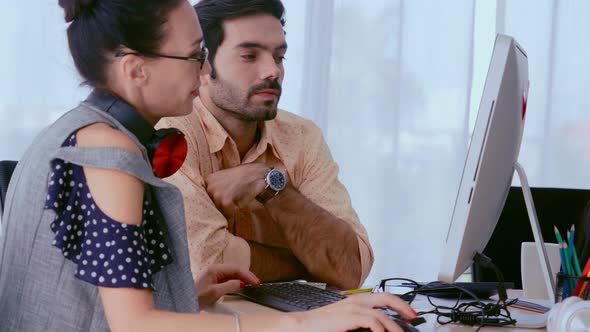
[0, 0, 416, 331]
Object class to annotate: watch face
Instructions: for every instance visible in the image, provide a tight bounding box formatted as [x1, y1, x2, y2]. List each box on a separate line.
[267, 169, 287, 192]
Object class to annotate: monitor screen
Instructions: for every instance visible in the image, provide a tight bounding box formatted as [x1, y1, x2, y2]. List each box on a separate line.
[438, 34, 529, 283]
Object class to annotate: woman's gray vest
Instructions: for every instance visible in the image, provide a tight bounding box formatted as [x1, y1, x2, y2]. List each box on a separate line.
[0, 103, 199, 331]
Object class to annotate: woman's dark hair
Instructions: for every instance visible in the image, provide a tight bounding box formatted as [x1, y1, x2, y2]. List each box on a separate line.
[58, 0, 183, 87]
[194, 0, 286, 79]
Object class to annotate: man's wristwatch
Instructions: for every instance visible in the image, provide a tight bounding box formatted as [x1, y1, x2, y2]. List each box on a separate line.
[256, 168, 287, 204]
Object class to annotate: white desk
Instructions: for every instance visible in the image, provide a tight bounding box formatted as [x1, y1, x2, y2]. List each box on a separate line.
[206, 290, 549, 331]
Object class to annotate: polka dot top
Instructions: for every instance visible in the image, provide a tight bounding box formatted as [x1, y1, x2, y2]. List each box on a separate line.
[44, 133, 173, 289]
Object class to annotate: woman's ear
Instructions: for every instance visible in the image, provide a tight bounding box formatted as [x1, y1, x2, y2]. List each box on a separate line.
[119, 54, 149, 87]
[200, 73, 210, 88]
[199, 61, 211, 87]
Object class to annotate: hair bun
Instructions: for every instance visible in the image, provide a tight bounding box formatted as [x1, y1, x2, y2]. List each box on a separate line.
[58, 0, 97, 23]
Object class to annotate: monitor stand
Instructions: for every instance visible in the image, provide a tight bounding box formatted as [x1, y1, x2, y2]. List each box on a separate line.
[514, 162, 556, 302]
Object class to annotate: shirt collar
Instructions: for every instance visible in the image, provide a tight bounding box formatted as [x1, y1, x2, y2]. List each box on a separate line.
[194, 98, 231, 154]
[254, 120, 281, 160]
[194, 98, 280, 160]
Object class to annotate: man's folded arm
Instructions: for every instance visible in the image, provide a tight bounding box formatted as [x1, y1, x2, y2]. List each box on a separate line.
[166, 164, 312, 281]
[261, 122, 375, 289]
[263, 187, 364, 289]
[248, 241, 309, 281]
[164, 167, 251, 276]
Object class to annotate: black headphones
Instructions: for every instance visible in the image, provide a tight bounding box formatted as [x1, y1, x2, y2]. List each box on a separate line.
[85, 89, 188, 178]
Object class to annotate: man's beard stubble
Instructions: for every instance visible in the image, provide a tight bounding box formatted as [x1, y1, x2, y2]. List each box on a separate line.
[210, 76, 282, 122]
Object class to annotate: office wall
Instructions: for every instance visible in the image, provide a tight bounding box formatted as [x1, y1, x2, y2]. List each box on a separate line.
[278, 0, 590, 284]
[1, 1, 589, 284]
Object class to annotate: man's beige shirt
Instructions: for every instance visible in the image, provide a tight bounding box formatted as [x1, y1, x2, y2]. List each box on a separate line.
[158, 98, 374, 283]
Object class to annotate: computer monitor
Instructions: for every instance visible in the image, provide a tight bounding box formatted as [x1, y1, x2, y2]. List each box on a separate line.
[438, 34, 530, 284]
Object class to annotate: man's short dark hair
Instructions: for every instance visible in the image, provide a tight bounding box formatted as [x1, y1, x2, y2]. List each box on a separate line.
[194, 0, 286, 78]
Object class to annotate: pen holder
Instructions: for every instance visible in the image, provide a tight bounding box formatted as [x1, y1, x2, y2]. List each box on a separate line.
[555, 272, 590, 302]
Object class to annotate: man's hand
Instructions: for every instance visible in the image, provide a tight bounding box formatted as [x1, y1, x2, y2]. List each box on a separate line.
[204, 163, 270, 217]
[195, 264, 261, 307]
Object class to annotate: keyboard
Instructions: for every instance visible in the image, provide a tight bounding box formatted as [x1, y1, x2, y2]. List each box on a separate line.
[233, 282, 424, 332]
[235, 282, 346, 312]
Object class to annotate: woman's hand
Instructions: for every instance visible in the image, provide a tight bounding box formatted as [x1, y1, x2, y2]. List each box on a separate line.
[195, 264, 261, 307]
[290, 293, 419, 332]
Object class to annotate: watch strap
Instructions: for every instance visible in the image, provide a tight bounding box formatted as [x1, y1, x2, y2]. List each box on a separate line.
[256, 186, 278, 204]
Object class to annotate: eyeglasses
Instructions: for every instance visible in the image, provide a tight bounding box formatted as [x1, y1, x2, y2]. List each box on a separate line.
[115, 47, 209, 69]
[373, 277, 421, 303]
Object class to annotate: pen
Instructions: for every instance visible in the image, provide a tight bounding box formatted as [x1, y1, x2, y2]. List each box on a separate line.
[563, 242, 577, 291]
[554, 225, 564, 244]
[569, 225, 582, 276]
[342, 287, 373, 295]
[558, 243, 572, 298]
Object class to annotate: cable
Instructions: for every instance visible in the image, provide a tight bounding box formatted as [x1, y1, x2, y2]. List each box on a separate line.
[474, 252, 508, 301]
[377, 276, 517, 331]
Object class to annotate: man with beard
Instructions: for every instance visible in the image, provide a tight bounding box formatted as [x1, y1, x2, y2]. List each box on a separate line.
[159, 0, 373, 289]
